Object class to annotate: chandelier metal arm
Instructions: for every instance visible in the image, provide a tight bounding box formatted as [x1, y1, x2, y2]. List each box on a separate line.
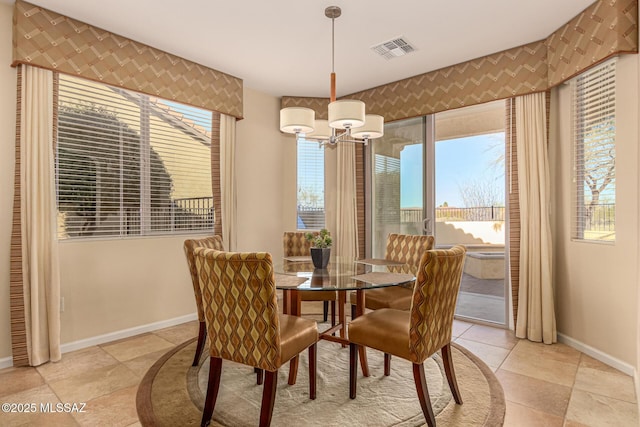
[295, 128, 370, 146]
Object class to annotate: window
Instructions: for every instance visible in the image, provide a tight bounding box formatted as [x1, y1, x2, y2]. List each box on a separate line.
[572, 59, 616, 242]
[56, 74, 214, 239]
[297, 139, 325, 229]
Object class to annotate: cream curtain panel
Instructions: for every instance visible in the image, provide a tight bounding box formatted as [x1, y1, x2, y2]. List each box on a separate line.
[334, 142, 359, 261]
[220, 113, 237, 250]
[514, 92, 556, 344]
[15, 65, 61, 365]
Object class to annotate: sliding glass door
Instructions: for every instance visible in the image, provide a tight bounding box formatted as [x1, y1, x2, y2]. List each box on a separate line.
[370, 117, 430, 258]
[434, 101, 507, 325]
[369, 101, 508, 326]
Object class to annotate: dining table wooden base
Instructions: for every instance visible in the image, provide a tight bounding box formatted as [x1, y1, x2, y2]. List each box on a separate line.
[354, 289, 370, 378]
[276, 259, 414, 386]
[284, 288, 370, 385]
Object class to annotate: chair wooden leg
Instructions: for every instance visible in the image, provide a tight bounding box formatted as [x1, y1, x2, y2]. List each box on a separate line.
[323, 301, 329, 322]
[350, 303, 356, 320]
[201, 357, 222, 427]
[384, 353, 391, 376]
[259, 370, 278, 427]
[441, 343, 463, 404]
[412, 363, 436, 427]
[338, 291, 347, 347]
[349, 343, 358, 399]
[309, 343, 317, 400]
[255, 367, 264, 385]
[358, 346, 370, 377]
[192, 321, 207, 366]
[282, 290, 290, 314]
[288, 356, 298, 385]
[330, 301, 336, 327]
[354, 290, 369, 376]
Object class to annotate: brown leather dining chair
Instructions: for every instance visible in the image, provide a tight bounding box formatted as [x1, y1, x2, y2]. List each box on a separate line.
[195, 248, 319, 427]
[183, 235, 225, 366]
[348, 245, 467, 427]
[283, 231, 337, 325]
[349, 233, 434, 317]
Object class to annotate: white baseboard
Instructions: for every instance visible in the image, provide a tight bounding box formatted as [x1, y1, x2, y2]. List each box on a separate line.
[0, 356, 13, 369]
[60, 312, 198, 354]
[0, 312, 198, 369]
[557, 332, 635, 376]
[635, 369, 640, 418]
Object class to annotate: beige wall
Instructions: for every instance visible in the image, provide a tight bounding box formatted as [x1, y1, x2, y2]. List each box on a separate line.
[236, 87, 296, 254]
[0, 2, 17, 360]
[550, 53, 639, 367]
[280, 109, 299, 234]
[58, 237, 196, 342]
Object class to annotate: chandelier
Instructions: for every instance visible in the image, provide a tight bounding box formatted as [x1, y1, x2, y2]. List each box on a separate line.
[279, 6, 384, 146]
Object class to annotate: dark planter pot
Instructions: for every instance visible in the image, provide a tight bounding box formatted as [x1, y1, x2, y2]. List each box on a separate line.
[310, 247, 331, 269]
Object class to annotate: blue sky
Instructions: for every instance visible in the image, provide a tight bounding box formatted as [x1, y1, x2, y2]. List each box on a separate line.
[161, 100, 212, 130]
[400, 133, 505, 208]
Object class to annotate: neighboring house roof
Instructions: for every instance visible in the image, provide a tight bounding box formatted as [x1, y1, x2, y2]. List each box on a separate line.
[114, 87, 211, 144]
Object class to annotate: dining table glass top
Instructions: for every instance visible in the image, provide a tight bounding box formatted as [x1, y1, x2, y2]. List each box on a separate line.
[274, 256, 415, 292]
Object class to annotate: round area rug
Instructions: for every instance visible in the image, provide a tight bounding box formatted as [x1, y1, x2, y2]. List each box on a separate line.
[137, 336, 505, 426]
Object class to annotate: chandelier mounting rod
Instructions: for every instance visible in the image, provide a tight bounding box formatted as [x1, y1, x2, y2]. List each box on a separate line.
[325, 6, 341, 102]
[278, 5, 383, 146]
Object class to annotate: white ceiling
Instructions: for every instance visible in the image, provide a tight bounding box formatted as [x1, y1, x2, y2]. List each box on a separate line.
[10, 0, 595, 98]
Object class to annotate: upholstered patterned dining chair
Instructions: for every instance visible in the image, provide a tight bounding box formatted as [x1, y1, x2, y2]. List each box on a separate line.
[348, 245, 467, 427]
[195, 249, 319, 427]
[183, 235, 225, 366]
[349, 233, 435, 316]
[283, 231, 337, 324]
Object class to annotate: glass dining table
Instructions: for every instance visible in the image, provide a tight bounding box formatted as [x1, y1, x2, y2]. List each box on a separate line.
[274, 257, 415, 384]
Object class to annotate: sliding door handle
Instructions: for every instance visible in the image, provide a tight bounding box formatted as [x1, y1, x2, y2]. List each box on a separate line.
[422, 218, 432, 234]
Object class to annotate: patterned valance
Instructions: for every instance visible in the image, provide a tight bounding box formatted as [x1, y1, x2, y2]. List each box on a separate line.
[12, 0, 243, 119]
[350, 41, 547, 122]
[281, 0, 638, 122]
[546, 0, 638, 86]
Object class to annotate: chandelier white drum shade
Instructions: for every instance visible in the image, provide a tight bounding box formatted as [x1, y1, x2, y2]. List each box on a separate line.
[328, 100, 365, 129]
[351, 114, 384, 139]
[279, 107, 315, 134]
[279, 6, 384, 146]
[306, 119, 332, 141]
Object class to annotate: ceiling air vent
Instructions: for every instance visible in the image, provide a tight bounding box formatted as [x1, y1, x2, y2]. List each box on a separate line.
[371, 37, 416, 60]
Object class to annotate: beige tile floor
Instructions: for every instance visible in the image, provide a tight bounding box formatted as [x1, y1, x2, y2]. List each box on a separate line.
[0, 304, 638, 427]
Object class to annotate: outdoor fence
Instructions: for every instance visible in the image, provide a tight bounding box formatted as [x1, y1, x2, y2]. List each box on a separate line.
[144, 196, 213, 232]
[119, 197, 213, 234]
[581, 203, 615, 232]
[400, 206, 506, 223]
[403, 203, 614, 232]
[239, 202, 612, 233]
[62, 196, 215, 237]
[297, 206, 325, 229]
[435, 206, 506, 221]
[127, 201, 615, 234]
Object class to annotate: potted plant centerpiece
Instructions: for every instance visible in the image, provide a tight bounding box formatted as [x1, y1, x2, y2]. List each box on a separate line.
[306, 228, 332, 269]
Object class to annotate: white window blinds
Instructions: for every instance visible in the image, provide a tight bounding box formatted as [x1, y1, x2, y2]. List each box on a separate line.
[56, 74, 213, 239]
[297, 139, 325, 229]
[572, 59, 616, 242]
